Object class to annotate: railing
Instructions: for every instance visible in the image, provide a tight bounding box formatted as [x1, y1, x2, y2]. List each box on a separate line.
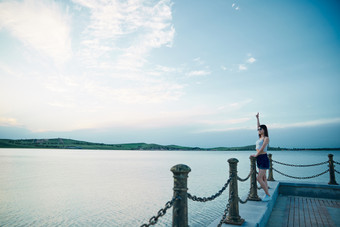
[140, 153, 339, 227]
[268, 153, 339, 185]
[141, 156, 258, 227]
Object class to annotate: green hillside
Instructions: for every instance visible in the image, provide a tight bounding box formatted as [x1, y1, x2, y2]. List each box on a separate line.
[0, 138, 338, 151]
[0, 138, 252, 151]
[0, 138, 205, 150]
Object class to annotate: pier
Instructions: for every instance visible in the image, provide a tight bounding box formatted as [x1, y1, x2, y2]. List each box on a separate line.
[140, 153, 340, 227]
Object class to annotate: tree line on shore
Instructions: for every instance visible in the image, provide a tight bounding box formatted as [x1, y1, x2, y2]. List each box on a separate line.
[0, 138, 339, 151]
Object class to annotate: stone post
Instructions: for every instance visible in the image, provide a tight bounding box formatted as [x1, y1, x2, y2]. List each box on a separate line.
[248, 156, 261, 201]
[328, 154, 338, 185]
[267, 153, 275, 181]
[171, 164, 191, 227]
[224, 158, 245, 225]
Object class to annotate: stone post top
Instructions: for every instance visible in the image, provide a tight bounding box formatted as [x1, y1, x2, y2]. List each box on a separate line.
[328, 154, 333, 158]
[171, 164, 191, 173]
[249, 156, 256, 160]
[228, 158, 239, 163]
[268, 153, 272, 156]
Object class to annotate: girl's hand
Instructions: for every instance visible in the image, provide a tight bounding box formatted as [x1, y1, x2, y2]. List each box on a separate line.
[256, 112, 259, 118]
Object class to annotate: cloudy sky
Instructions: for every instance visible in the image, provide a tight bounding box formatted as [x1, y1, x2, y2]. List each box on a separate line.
[0, 0, 339, 148]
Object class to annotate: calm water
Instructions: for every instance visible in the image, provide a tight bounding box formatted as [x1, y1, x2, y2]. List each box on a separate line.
[0, 149, 339, 227]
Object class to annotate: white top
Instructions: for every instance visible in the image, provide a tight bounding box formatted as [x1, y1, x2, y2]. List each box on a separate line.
[256, 138, 268, 152]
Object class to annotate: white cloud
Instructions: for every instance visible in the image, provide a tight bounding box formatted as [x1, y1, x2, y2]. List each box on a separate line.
[269, 118, 340, 129]
[74, 0, 175, 71]
[0, 117, 20, 126]
[187, 70, 211, 77]
[0, 0, 72, 65]
[199, 118, 251, 126]
[194, 126, 252, 133]
[247, 57, 256, 63]
[0, 0, 185, 133]
[106, 83, 185, 104]
[238, 64, 247, 71]
[193, 57, 205, 65]
[229, 99, 253, 108]
[232, 3, 240, 10]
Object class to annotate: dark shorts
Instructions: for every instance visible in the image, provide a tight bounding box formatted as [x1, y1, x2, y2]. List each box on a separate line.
[257, 153, 269, 169]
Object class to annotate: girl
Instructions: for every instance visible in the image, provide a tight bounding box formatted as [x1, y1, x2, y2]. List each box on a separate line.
[251, 113, 271, 201]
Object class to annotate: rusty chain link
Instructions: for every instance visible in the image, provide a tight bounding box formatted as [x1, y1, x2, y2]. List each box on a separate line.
[237, 170, 252, 182]
[272, 159, 328, 167]
[334, 160, 340, 165]
[140, 196, 180, 227]
[273, 168, 329, 179]
[335, 169, 340, 174]
[217, 197, 232, 227]
[238, 197, 249, 204]
[238, 188, 251, 204]
[188, 177, 232, 202]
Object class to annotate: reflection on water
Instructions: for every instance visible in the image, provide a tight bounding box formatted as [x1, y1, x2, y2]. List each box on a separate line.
[0, 149, 339, 226]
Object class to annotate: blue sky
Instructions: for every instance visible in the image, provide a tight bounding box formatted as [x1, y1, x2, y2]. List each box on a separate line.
[0, 0, 340, 148]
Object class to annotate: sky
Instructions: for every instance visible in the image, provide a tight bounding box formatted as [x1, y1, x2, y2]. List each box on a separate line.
[0, 0, 340, 148]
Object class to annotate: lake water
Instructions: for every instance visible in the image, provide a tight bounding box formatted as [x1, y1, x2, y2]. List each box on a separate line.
[0, 149, 339, 227]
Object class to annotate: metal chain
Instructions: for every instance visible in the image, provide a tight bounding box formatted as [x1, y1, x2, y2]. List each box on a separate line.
[272, 159, 328, 167]
[140, 196, 180, 227]
[273, 168, 329, 179]
[188, 177, 232, 202]
[335, 169, 340, 174]
[238, 188, 251, 204]
[217, 198, 231, 227]
[239, 197, 249, 204]
[237, 170, 252, 182]
[334, 160, 340, 165]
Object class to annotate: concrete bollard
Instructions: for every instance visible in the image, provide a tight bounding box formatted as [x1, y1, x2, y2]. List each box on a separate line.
[267, 153, 275, 181]
[248, 156, 261, 201]
[328, 154, 338, 185]
[224, 158, 245, 225]
[171, 164, 191, 227]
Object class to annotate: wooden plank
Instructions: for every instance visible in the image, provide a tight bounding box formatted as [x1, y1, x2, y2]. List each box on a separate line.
[282, 196, 290, 227]
[278, 196, 340, 227]
[320, 199, 337, 227]
[319, 199, 330, 227]
[303, 197, 311, 227]
[298, 197, 305, 227]
[307, 197, 318, 227]
[287, 196, 294, 227]
[310, 197, 321, 227]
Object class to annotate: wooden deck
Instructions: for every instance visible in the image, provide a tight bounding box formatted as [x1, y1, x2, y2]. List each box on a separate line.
[267, 195, 340, 227]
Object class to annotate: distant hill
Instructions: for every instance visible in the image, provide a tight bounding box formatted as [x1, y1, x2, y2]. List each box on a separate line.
[0, 138, 339, 151]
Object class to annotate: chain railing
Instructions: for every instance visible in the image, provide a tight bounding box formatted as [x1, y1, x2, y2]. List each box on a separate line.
[269, 153, 339, 185]
[237, 171, 251, 182]
[140, 196, 180, 227]
[217, 197, 231, 227]
[273, 168, 329, 179]
[272, 160, 328, 167]
[140, 153, 338, 227]
[188, 177, 232, 202]
[334, 160, 340, 175]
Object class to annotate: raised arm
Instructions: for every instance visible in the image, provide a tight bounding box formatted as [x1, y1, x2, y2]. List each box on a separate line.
[256, 112, 260, 128]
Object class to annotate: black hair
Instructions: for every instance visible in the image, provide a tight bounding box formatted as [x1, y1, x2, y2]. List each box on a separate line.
[259, 124, 269, 138]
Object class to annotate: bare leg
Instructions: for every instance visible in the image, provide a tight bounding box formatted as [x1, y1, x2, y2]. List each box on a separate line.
[257, 169, 270, 196]
[263, 172, 268, 189]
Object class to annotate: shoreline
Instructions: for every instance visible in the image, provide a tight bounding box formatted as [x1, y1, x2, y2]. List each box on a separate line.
[1, 138, 340, 151]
